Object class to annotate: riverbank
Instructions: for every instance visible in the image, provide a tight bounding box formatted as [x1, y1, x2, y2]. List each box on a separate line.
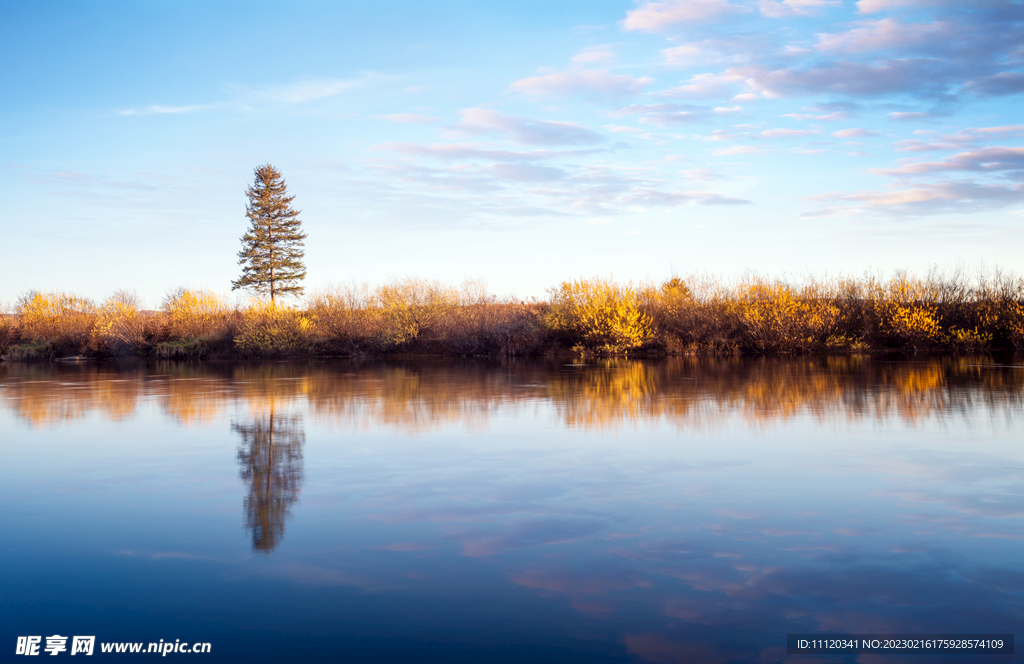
[3, 272, 1023, 361]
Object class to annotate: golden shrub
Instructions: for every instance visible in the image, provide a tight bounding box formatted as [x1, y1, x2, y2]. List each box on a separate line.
[164, 288, 230, 339]
[0, 300, 15, 352]
[307, 282, 375, 342]
[375, 277, 457, 344]
[1006, 301, 1024, 349]
[94, 290, 146, 350]
[17, 290, 96, 344]
[944, 327, 993, 352]
[235, 300, 313, 351]
[871, 275, 943, 345]
[545, 277, 654, 354]
[736, 279, 841, 353]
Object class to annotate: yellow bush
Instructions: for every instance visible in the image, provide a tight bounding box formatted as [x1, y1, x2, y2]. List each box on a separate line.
[95, 290, 146, 350]
[944, 327, 993, 352]
[1006, 301, 1024, 349]
[375, 277, 457, 344]
[650, 277, 694, 319]
[0, 299, 15, 352]
[307, 282, 375, 342]
[546, 278, 654, 354]
[736, 279, 841, 352]
[17, 290, 96, 344]
[872, 275, 943, 345]
[164, 288, 230, 339]
[235, 300, 313, 351]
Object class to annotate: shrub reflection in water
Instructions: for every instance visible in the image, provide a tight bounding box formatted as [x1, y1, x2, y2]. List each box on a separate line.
[0, 357, 1021, 662]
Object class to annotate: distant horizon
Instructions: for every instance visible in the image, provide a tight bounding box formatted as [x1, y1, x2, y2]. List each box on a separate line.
[3, 0, 1022, 306]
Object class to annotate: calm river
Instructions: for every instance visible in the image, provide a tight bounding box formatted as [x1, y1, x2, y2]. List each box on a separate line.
[1, 358, 1021, 662]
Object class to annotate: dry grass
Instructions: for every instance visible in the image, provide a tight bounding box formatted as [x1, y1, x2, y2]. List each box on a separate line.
[15, 290, 96, 354]
[546, 277, 654, 354]
[3, 269, 1023, 360]
[0, 298, 16, 354]
[235, 300, 312, 353]
[163, 287, 235, 340]
[94, 290, 149, 355]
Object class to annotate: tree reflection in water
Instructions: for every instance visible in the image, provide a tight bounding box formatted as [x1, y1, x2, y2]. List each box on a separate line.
[233, 409, 305, 553]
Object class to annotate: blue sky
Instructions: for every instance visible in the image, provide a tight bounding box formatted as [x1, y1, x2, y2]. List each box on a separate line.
[3, 0, 1023, 305]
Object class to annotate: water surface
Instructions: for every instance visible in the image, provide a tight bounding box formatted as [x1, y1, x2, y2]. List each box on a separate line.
[2, 358, 1022, 662]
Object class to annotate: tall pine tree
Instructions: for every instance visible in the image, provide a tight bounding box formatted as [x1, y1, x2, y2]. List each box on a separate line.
[232, 164, 307, 302]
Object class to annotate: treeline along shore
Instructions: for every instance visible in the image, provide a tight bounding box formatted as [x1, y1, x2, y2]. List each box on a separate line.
[3, 270, 1024, 361]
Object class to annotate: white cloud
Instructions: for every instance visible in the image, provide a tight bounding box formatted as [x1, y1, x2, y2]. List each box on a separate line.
[623, 0, 742, 32]
[730, 60, 946, 98]
[117, 104, 216, 116]
[832, 128, 879, 138]
[118, 75, 373, 117]
[661, 37, 766, 67]
[366, 145, 755, 220]
[808, 181, 1024, 216]
[624, 189, 751, 205]
[701, 128, 742, 141]
[662, 44, 704, 66]
[450, 108, 604, 146]
[856, 0, 961, 13]
[713, 145, 770, 155]
[804, 135, 1024, 217]
[571, 47, 617, 65]
[968, 125, 1024, 135]
[661, 72, 739, 99]
[876, 147, 1024, 176]
[240, 76, 371, 104]
[682, 168, 728, 181]
[760, 0, 841, 18]
[967, 72, 1024, 96]
[509, 70, 653, 101]
[603, 125, 644, 133]
[374, 142, 602, 162]
[489, 163, 568, 182]
[888, 112, 934, 121]
[759, 128, 815, 138]
[612, 103, 712, 125]
[815, 19, 953, 54]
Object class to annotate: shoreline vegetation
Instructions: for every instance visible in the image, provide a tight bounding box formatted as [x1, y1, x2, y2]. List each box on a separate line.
[2, 270, 1024, 362]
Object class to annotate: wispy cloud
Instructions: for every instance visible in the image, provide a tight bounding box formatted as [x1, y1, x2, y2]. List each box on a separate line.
[118, 74, 374, 117]
[571, 46, 617, 65]
[235, 75, 374, 104]
[967, 72, 1024, 96]
[373, 141, 604, 162]
[758, 127, 816, 138]
[509, 70, 653, 102]
[832, 128, 879, 138]
[805, 181, 1024, 216]
[729, 60, 953, 99]
[713, 145, 771, 156]
[875, 146, 1024, 176]
[611, 103, 712, 126]
[815, 19, 954, 55]
[623, 0, 744, 32]
[448, 108, 605, 146]
[660, 72, 740, 99]
[760, 0, 841, 18]
[117, 104, 221, 117]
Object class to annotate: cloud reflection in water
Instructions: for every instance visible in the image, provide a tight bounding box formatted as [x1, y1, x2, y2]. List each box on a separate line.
[1, 357, 1021, 662]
